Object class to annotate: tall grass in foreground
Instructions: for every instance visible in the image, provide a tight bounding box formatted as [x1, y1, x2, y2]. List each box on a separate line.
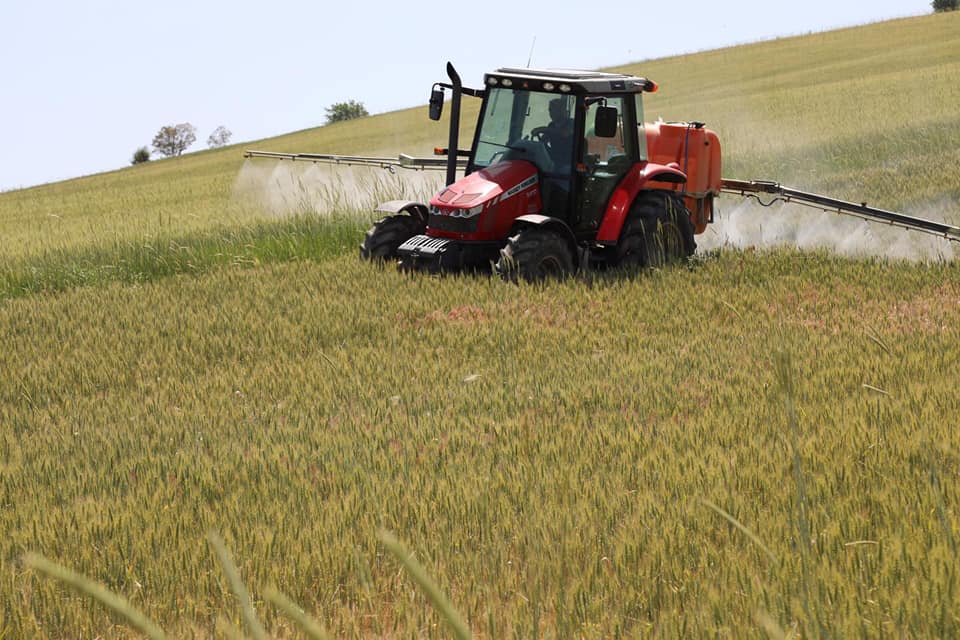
[3, 250, 958, 637]
[22, 554, 169, 640]
[776, 350, 816, 637]
[25, 531, 470, 640]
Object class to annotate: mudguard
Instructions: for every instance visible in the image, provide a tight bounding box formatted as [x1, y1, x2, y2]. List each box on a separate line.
[595, 162, 687, 244]
[511, 214, 580, 268]
[376, 200, 429, 222]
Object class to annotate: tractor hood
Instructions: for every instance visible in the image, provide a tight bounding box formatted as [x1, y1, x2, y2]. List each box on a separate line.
[427, 160, 542, 241]
[431, 159, 539, 213]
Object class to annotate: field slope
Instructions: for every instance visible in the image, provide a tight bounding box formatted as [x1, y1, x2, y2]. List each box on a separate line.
[1, 12, 958, 639]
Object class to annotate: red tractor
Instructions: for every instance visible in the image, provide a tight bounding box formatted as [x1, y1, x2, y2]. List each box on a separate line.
[358, 63, 721, 280]
[246, 64, 958, 267]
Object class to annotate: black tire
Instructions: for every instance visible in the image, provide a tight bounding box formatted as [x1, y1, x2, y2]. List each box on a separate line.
[359, 214, 425, 261]
[496, 227, 574, 283]
[615, 215, 654, 268]
[614, 191, 695, 269]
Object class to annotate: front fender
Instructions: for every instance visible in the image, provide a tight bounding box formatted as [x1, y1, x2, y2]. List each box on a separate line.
[513, 214, 558, 227]
[595, 163, 687, 243]
[376, 199, 429, 222]
[511, 214, 580, 268]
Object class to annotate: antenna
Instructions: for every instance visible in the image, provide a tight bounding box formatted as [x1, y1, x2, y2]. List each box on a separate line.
[526, 36, 537, 68]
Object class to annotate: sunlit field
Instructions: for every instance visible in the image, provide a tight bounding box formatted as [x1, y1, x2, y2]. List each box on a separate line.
[4, 252, 959, 637]
[1, 11, 959, 639]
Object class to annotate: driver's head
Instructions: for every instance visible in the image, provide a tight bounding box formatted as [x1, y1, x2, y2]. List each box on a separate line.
[549, 98, 569, 124]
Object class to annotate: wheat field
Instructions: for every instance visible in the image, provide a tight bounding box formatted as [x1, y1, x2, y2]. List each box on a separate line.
[1, 11, 959, 639]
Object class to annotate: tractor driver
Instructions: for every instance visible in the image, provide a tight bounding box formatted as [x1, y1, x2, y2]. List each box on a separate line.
[533, 98, 575, 172]
[529, 97, 575, 217]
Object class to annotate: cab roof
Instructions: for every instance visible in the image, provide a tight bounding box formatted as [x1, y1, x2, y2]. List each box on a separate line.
[486, 68, 656, 95]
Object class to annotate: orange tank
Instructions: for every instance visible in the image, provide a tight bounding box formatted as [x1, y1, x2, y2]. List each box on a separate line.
[644, 122, 722, 234]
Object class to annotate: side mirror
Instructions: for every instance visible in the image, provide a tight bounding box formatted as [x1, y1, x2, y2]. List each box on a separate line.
[429, 87, 445, 121]
[594, 106, 618, 138]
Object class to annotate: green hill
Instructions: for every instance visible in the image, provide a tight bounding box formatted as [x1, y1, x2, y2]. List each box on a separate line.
[2, 13, 959, 639]
[2, 12, 957, 268]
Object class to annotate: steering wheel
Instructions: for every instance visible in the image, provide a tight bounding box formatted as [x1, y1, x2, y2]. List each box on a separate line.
[529, 126, 552, 147]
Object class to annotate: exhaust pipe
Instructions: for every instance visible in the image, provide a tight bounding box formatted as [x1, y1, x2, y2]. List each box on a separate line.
[445, 62, 462, 187]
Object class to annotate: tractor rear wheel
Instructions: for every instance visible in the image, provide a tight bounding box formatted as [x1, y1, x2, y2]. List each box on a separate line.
[359, 214, 425, 261]
[496, 228, 574, 283]
[615, 191, 694, 269]
[615, 216, 655, 268]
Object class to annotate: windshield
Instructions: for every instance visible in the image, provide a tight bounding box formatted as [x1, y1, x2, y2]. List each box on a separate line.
[473, 88, 576, 175]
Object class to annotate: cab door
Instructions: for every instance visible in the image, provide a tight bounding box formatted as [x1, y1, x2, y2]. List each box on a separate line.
[573, 96, 639, 234]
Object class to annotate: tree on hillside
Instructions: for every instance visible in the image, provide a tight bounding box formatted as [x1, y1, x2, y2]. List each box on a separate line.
[207, 125, 232, 148]
[933, 0, 958, 11]
[131, 146, 150, 165]
[325, 100, 369, 125]
[152, 123, 197, 157]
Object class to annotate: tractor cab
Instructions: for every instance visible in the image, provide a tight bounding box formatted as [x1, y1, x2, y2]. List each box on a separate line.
[385, 63, 699, 278]
[467, 68, 655, 237]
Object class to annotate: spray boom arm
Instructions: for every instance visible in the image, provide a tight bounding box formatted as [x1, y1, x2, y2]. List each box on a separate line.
[721, 179, 960, 243]
[241, 150, 467, 172]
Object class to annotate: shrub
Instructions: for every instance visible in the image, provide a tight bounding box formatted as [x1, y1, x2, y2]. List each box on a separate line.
[325, 100, 369, 124]
[131, 147, 150, 165]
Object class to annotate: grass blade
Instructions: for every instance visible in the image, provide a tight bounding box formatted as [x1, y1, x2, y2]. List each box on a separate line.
[701, 498, 778, 565]
[775, 350, 818, 637]
[264, 586, 333, 640]
[378, 530, 472, 640]
[207, 531, 268, 640]
[23, 553, 168, 640]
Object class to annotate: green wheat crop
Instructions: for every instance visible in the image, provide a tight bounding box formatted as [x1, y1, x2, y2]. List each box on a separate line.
[1, 11, 959, 639]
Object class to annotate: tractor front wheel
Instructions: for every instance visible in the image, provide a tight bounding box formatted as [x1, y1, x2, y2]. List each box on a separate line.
[496, 228, 574, 283]
[359, 215, 425, 261]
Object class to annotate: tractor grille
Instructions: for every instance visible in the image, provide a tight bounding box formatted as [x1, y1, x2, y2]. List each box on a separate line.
[398, 235, 453, 257]
[428, 213, 479, 234]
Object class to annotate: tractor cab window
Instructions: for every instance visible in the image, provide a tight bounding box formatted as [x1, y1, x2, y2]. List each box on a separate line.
[473, 88, 516, 168]
[473, 88, 576, 177]
[527, 96, 575, 173]
[583, 97, 632, 166]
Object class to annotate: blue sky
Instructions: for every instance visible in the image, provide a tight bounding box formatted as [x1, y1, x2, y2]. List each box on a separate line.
[0, 0, 934, 192]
